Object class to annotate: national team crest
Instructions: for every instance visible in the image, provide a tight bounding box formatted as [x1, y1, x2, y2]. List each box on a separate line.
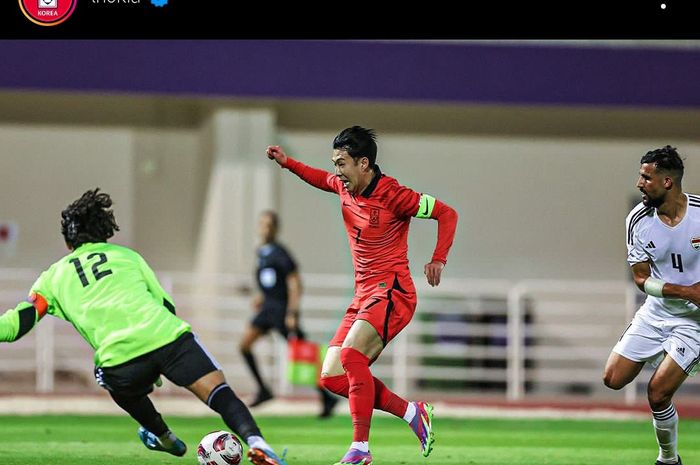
[370, 208, 380, 228]
[691, 237, 700, 250]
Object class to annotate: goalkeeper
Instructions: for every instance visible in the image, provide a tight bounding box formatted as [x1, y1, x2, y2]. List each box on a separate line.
[0, 188, 288, 465]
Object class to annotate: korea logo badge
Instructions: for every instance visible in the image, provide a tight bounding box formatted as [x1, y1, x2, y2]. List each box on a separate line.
[19, 0, 77, 26]
[691, 236, 700, 250]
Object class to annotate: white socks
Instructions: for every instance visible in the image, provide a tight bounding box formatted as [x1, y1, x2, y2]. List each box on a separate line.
[347, 402, 419, 454]
[247, 435, 271, 451]
[403, 401, 417, 423]
[652, 404, 679, 464]
[350, 441, 369, 453]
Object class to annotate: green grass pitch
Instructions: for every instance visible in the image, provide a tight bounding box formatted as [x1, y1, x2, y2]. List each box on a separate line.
[1, 414, 699, 464]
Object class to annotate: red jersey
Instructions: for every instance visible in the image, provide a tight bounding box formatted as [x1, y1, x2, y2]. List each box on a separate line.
[284, 157, 456, 282]
[339, 168, 419, 276]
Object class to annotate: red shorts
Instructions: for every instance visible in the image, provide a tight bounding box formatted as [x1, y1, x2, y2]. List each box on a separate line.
[329, 270, 417, 347]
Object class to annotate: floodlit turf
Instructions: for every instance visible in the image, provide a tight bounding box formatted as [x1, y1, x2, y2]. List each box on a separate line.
[1, 414, 700, 465]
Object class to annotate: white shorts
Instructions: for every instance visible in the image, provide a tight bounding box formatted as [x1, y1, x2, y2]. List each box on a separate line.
[613, 309, 700, 376]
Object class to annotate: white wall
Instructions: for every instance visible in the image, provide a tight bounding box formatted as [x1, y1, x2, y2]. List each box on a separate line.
[132, 128, 205, 270]
[0, 125, 133, 269]
[1, 102, 698, 283]
[0, 124, 212, 271]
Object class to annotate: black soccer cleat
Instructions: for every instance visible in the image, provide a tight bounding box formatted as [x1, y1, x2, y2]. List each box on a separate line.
[656, 455, 682, 465]
[249, 388, 274, 407]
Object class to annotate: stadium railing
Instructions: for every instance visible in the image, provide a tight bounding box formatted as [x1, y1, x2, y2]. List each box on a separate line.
[0, 269, 690, 404]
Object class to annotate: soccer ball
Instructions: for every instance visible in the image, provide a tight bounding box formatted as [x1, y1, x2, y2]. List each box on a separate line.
[197, 430, 243, 465]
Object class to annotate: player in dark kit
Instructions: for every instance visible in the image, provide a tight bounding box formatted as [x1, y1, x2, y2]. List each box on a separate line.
[240, 210, 338, 417]
[267, 126, 458, 465]
[0, 188, 289, 465]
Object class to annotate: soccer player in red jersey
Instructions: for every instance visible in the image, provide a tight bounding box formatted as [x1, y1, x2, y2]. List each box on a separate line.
[267, 126, 458, 465]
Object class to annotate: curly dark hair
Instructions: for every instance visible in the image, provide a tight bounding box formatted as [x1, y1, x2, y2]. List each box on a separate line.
[61, 188, 119, 249]
[640, 145, 684, 182]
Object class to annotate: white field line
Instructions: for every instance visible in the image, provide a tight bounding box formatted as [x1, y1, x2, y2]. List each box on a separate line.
[0, 395, 648, 421]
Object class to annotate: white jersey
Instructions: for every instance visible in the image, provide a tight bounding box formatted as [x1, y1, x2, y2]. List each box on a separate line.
[626, 193, 700, 318]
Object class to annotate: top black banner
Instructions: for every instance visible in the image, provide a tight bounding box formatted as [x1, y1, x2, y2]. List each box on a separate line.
[1, 0, 699, 39]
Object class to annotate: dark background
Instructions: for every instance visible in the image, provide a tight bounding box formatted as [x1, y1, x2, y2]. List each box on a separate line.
[1, 0, 699, 39]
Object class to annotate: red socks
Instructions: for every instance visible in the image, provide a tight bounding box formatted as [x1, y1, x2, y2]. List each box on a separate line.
[320, 374, 350, 397]
[340, 348, 374, 442]
[320, 358, 409, 420]
[373, 376, 408, 418]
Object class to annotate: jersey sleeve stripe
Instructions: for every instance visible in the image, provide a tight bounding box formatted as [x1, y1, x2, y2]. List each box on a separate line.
[16, 306, 38, 340]
[163, 298, 176, 315]
[627, 207, 652, 245]
[684, 355, 700, 375]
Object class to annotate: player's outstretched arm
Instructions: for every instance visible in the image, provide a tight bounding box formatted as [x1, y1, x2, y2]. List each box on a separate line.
[0, 293, 48, 342]
[266, 145, 288, 166]
[265, 145, 339, 193]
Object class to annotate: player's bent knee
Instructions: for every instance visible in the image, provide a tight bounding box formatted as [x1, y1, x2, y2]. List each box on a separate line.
[647, 384, 674, 410]
[602, 370, 626, 390]
[340, 347, 373, 373]
[321, 346, 345, 376]
[187, 370, 227, 402]
[648, 393, 672, 411]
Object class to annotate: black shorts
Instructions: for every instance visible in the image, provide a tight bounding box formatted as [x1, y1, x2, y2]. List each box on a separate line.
[251, 303, 306, 340]
[94, 332, 220, 397]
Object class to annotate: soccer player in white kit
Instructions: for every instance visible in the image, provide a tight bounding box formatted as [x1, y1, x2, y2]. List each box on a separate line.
[604, 145, 700, 465]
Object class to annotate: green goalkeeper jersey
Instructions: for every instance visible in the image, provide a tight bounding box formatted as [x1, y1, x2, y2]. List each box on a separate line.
[0, 242, 190, 367]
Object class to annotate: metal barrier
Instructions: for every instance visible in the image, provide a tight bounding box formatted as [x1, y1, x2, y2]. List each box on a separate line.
[0, 269, 691, 403]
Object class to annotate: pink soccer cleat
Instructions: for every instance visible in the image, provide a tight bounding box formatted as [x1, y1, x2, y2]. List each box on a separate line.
[332, 448, 373, 465]
[409, 401, 435, 457]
